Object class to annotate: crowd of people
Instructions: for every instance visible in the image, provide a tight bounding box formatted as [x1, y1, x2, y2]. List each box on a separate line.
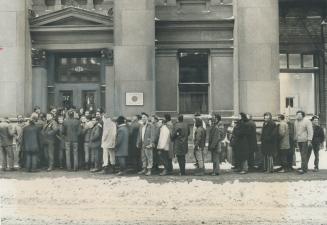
[0, 106, 325, 176]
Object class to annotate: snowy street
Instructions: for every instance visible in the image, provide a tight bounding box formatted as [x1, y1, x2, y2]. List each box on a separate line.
[1, 151, 327, 225]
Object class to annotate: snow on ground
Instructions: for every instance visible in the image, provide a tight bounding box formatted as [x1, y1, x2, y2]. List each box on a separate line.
[1, 175, 327, 224]
[1, 151, 327, 225]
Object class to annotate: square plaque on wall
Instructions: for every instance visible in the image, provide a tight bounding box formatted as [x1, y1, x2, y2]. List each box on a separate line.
[126, 92, 144, 106]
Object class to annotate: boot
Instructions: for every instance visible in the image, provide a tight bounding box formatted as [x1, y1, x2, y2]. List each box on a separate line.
[145, 170, 152, 176]
[138, 168, 147, 175]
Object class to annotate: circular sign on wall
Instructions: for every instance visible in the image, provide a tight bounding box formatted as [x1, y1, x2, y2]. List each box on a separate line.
[126, 92, 144, 106]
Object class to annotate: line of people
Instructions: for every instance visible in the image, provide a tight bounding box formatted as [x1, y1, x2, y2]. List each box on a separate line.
[0, 107, 325, 176]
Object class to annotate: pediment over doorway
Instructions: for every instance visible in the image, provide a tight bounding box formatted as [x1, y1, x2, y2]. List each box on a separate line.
[30, 7, 113, 28]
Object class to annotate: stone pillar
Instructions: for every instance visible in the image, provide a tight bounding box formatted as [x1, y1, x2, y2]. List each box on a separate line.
[0, 0, 29, 117]
[114, 0, 155, 117]
[32, 49, 47, 113]
[237, 0, 280, 116]
[86, 0, 94, 10]
[54, 0, 62, 10]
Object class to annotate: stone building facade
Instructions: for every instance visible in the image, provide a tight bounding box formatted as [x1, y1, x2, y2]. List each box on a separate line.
[0, 0, 326, 124]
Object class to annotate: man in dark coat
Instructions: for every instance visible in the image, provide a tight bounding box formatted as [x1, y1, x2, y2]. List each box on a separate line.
[116, 116, 129, 175]
[261, 112, 278, 173]
[233, 113, 251, 174]
[89, 117, 103, 172]
[0, 118, 15, 171]
[63, 110, 81, 171]
[136, 113, 155, 176]
[22, 114, 41, 172]
[247, 114, 258, 169]
[171, 114, 190, 176]
[308, 116, 325, 171]
[42, 113, 59, 171]
[129, 115, 141, 172]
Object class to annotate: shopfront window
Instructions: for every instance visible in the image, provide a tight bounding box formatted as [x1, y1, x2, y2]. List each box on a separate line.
[55, 54, 101, 83]
[179, 51, 209, 114]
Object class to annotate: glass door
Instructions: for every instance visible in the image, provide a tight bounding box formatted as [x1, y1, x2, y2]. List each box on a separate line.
[60, 90, 73, 110]
[82, 90, 96, 112]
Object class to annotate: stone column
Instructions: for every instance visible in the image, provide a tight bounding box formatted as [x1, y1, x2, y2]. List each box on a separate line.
[236, 0, 280, 116]
[32, 49, 48, 113]
[0, 0, 29, 117]
[86, 0, 94, 10]
[113, 0, 155, 117]
[54, 0, 62, 10]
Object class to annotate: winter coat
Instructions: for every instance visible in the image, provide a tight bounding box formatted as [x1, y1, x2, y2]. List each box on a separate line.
[129, 121, 141, 157]
[153, 123, 161, 147]
[42, 120, 59, 143]
[278, 121, 290, 150]
[63, 118, 81, 143]
[89, 122, 103, 149]
[0, 121, 15, 147]
[261, 120, 278, 156]
[294, 118, 313, 142]
[171, 122, 190, 156]
[101, 118, 117, 149]
[194, 126, 206, 149]
[166, 121, 175, 158]
[248, 120, 258, 153]
[136, 123, 155, 149]
[233, 120, 251, 161]
[81, 121, 92, 143]
[22, 123, 41, 153]
[157, 125, 170, 151]
[312, 125, 325, 146]
[208, 121, 225, 152]
[116, 124, 129, 157]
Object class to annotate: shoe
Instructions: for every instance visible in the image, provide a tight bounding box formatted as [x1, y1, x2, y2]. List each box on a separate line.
[47, 168, 52, 172]
[211, 172, 219, 176]
[194, 163, 199, 169]
[297, 169, 305, 174]
[278, 169, 285, 173]
[240, 171, 247, 174]
[7, 168, 16, 172]
[138, 169, 147, 175]
[313, 168, 319, 172]
[90, 168, 100, 173]
[116, 171, 125, 176]
[145, 170, 152, 176]
[160, 170, 168, 176]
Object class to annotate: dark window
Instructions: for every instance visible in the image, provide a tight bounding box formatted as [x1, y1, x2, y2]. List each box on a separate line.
[55, 53, 101, 83]
[179, 51, 209, 114]
[286, 97, 294, 108]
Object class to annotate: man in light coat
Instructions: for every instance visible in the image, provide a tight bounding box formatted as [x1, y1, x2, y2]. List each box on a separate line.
[157, 119, 171, 176]
[278, 114, 290, 172]
[208, 114, 225, 176]
[294, 111, 313, 174]
[101, 114, 117, 174]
